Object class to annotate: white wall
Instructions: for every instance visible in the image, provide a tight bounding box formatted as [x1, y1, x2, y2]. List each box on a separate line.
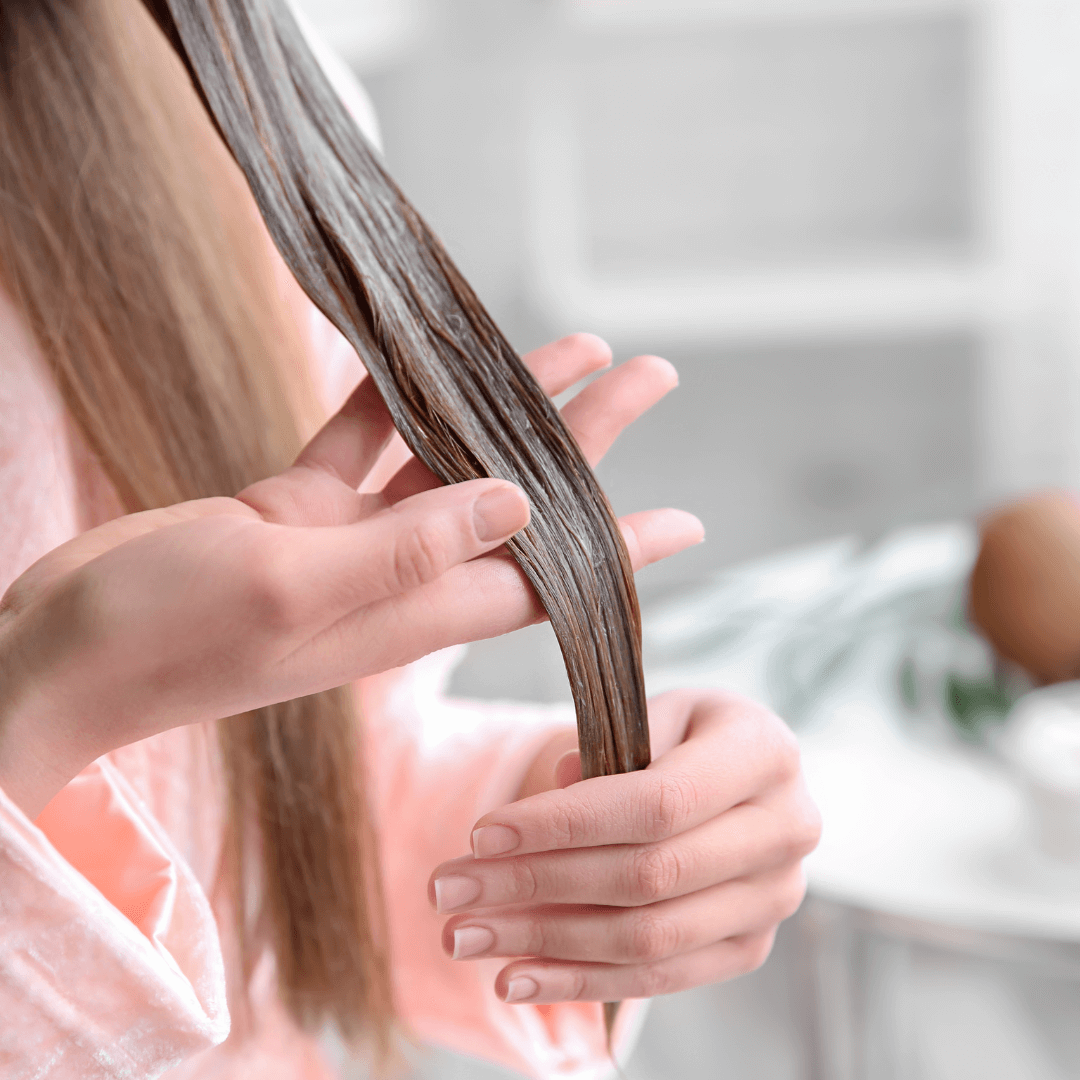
[296, 0, 1080, 603]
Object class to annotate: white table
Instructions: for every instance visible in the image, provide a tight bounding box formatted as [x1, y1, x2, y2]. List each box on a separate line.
[644, 525, 1080, 1080]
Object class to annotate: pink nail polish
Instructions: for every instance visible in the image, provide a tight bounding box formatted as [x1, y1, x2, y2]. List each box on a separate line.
[433, 875, 482, 913]
[452, 925, 495, 959]
[504, 976, 539, 1003]
[472, 824, 519, 858]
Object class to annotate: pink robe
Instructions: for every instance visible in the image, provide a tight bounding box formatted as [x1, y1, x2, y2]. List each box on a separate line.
[0, 59, 617, 1079]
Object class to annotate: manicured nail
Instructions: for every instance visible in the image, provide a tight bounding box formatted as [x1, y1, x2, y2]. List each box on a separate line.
[452, 925, 495, 959]
[472, 825, 520, 858]
[434, 875, 482, 913]
[474, 485, 528, 542]
[504, 976, 539, 1003]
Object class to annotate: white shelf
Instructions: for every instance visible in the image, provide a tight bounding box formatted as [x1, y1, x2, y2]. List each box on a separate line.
[525, 31, 992, 343]
[531, 258, 990, 343]
[563, 0, 984, 32]
[527, 0, 1080, 492]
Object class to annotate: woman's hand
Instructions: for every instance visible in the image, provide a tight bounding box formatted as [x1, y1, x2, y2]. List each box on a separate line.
[430, 691, 821, 1003]
[0, 334, 701, 817]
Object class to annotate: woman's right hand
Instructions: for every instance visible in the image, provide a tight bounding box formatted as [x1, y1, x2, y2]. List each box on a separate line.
[0, 334, 703, 817]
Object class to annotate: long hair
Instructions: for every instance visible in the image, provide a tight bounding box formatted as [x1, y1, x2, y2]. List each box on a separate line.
[0, 0, 649, 1049]
[0, 0, 389, 1046]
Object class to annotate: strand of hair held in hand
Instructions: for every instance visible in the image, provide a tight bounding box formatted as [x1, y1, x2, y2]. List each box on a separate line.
[138, 0, 650, 778]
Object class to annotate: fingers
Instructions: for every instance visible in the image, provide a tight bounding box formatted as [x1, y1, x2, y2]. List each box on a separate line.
[493, 931, 777, 1004]
[645, 694, 804, 817]
[430, 783, 818, 911]
[235, 377, 395, 528]
[380, 344, 675, 504]
[295, 375, 394, 487]
[619, 509, 704, 572]
[237, 467, 373, 528]
[298, 507, 705, 673]
[262, 480, 531, 636]
[463, 694, 801, 859]
[441, 866, 805, 966]
[560, 354, 677, 466]
[379, 455, 439, 506]
[424, 693, 819, 1007]
[241, 336, 677, 526]
[521, 332, 612, 396]
[378, 334, 614, 506]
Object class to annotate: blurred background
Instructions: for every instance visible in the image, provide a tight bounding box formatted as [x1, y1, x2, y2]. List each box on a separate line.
[295, 1, 1080, 1077]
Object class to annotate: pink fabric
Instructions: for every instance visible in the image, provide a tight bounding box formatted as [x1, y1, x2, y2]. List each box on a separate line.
[0, 170, 615, 1080]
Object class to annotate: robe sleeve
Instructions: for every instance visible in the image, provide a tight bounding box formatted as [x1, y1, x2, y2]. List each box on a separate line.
[0, 291, 229, 1078]
[0, 760, 229, 1078]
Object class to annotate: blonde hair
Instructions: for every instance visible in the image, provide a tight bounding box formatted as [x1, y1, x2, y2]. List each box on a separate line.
[0, 0, 391, 1048]
[0, 0, 652, 1052]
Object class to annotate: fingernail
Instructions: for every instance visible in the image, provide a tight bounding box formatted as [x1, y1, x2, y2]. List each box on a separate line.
[554, 750, 582, 789]
[474, 485, 528, 542]
[504, 976, 539, 1003]
[434, 875, 482, 913]
[472, 824, 520, 858]
[452, 925, 495, 959]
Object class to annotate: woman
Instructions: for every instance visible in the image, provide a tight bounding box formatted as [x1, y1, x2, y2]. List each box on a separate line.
[0, 0, 821, 1076]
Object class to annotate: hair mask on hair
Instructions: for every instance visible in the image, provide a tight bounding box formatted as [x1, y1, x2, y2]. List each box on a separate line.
[140, 0, 652, 782]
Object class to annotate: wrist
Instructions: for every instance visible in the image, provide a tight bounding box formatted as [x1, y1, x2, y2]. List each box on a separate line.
[0, 620, 87, 819]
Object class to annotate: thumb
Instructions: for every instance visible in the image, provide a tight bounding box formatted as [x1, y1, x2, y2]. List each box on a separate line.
[291, 478, 531, 617]
[554, 749, 583, 789]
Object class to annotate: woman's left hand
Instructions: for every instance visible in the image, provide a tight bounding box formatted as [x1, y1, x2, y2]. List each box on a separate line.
[430, 690, 821, 1003]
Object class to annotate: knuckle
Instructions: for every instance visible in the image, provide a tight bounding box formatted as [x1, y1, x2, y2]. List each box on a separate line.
[628, 845, 681, 904]
[238, 542, 297, 631]
[791, 799, 823, 860]
[567, 968, 589, 1002]
[506, 858, 542, 904]
[767, 868, 807, 924]
[56, 567, 102, 630]
[739, 931, 776, 975]
[649, 772, 697, 840]
[38, 567, 113, 657]
[524, 915, 550, 958]
[735, 696, 801, 783]
[392, 521, 450, 591]
[550, 800, 591, 850]
[783, 870, 809, 920]
[775, 790, 823, 865]
[625, 911, 680, 963]
[772, 724, 803, 783]
[633, 962, 678, 999]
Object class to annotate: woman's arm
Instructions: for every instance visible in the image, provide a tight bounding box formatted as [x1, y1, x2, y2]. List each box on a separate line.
[0, 335, 699, 818]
